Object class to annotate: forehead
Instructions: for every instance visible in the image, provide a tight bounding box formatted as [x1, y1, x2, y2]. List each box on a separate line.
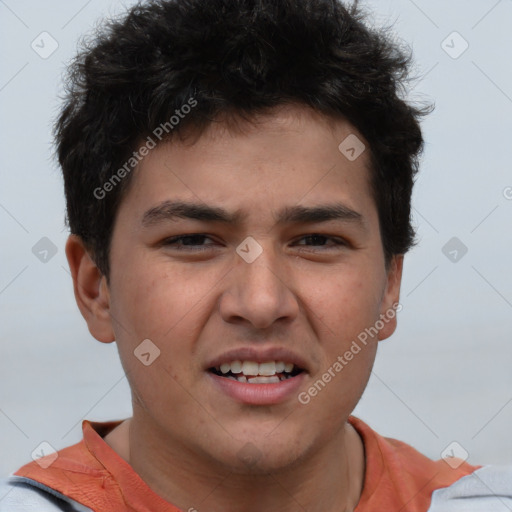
[119, 104, 376, 226]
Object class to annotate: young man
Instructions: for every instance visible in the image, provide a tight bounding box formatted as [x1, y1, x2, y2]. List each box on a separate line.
[1, 0, 511, 511]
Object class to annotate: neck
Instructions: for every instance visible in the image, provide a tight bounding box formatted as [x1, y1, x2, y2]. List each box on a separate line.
[106, 414, 365, 512]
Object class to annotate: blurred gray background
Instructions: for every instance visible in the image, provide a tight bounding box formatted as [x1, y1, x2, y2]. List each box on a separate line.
[1, 0, 511, 477]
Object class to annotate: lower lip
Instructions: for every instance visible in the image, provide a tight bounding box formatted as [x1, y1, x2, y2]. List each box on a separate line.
[207, 371, 307, 405]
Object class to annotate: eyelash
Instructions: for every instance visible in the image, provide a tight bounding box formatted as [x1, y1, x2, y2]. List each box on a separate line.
[162, 234, 347, 251]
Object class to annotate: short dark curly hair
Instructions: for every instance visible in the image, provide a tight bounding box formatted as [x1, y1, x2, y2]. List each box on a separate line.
[56, 0, 432, 277]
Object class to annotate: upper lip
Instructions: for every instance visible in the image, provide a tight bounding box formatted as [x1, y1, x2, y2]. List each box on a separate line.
[205, 346, 310, 373]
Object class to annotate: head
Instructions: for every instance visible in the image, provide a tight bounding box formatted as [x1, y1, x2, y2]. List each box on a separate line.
[61, 0, 430, 473]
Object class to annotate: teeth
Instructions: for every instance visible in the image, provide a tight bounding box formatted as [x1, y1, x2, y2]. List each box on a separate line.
[230, 360, 242, 373]
[214, 360, 298, 377]
[258, 361, 276, 376]
[247, 376, 280, 384]
[228, 373, 294, 384]
[241, 361, 259, 376]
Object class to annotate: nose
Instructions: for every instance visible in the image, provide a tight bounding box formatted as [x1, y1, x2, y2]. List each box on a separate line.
[219, 242, 299, 330]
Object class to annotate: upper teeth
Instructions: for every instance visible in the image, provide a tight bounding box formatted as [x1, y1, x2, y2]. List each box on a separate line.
[218, 360, 295, 376]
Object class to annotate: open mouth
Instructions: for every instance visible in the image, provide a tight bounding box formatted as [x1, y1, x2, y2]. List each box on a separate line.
[209, 360, 304, 384]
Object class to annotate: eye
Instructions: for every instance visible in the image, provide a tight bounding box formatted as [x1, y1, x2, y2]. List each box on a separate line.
[162, 234, 218, 251]
[294, 234, 347, 249]
[160, 233, 348, 253]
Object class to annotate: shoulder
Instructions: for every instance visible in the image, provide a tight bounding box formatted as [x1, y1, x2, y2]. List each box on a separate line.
[0, 476, 93, 512]
[427, 464, 512, 511]
[349, 416, 483, 510]
[350, 415, 479, 480]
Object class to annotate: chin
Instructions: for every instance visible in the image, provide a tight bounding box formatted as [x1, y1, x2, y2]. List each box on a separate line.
[203, 424, 316, 475]
[223, 447, 306, 476]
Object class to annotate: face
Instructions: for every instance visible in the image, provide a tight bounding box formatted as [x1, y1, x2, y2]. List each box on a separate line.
[82, 105, 402, 473]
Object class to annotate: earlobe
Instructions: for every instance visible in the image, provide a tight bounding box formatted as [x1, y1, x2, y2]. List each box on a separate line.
[65, 234, 115, 343]
[377, 254, 404, 341]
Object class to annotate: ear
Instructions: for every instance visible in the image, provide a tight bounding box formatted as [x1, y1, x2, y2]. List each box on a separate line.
[65, 234, 115, 343]
[377, 254, 404, 341]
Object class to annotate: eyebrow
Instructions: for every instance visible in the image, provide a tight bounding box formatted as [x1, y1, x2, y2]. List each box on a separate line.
[141, 200, 365, 228]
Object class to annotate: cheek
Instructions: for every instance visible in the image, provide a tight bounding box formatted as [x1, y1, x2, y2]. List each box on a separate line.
[304, 267, 384, 339]
[108, 260, 224, 390]
[112, 261, 210, 339]
[300, 279, 378, 422]
[108, 265, 206, 412]
[299, 265, 383, 402]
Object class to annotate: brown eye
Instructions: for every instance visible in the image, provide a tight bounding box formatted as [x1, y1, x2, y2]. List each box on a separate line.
[163, 234, 217, 251]
[295, 235, 347, 248]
